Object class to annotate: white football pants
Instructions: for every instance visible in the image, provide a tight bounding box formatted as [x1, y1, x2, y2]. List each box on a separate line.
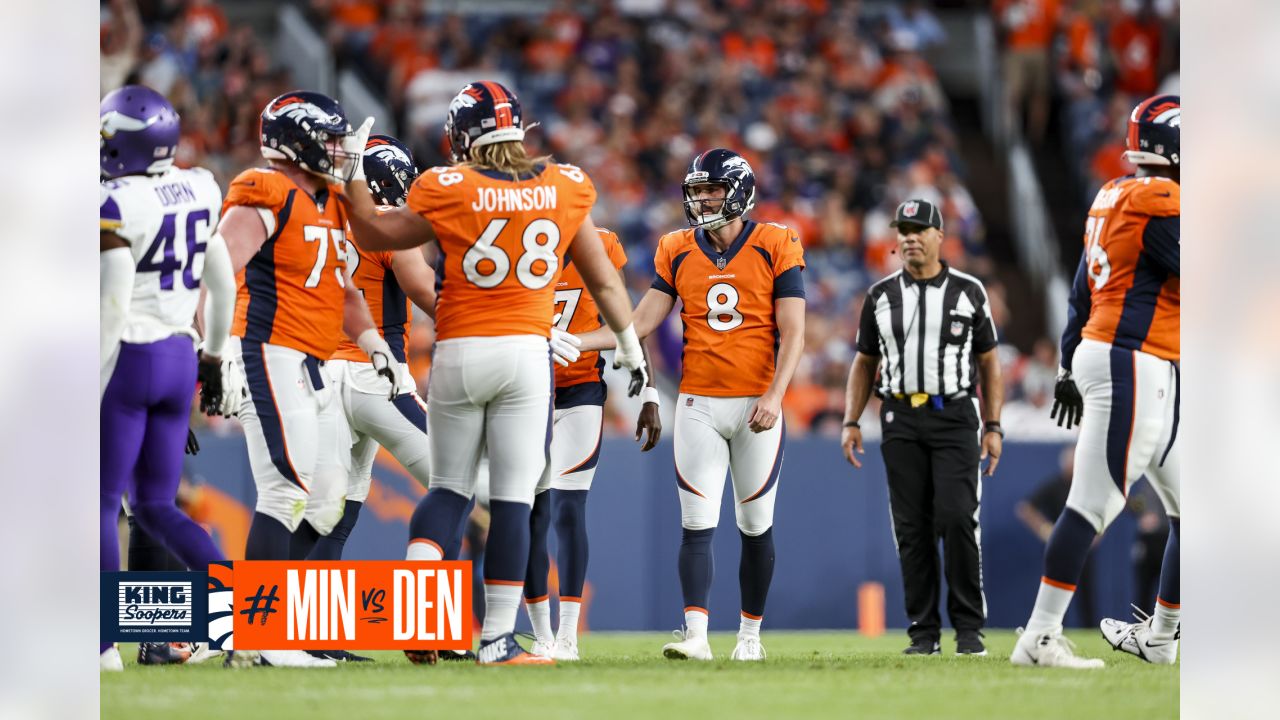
[329, 359, 431, 503]
[536, 403, 604, 494]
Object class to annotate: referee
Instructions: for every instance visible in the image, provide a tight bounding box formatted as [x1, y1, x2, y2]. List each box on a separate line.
[841, 199, 1004, 656]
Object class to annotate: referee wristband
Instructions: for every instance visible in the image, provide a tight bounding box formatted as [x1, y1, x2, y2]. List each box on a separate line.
[640, 386, 661, 406]
[843, 420, 860, 429]
[984, 421, 1004, 438]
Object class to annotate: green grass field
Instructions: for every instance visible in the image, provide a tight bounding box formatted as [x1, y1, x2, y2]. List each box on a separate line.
[102, 631, 1178, 720]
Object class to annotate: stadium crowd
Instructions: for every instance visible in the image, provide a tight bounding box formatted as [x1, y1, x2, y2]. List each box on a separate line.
[101, 0, 1098, 439]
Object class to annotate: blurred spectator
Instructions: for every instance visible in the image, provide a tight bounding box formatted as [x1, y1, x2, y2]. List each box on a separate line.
[1015, 446, 1097, 627]
[993, 0, 1061, 145]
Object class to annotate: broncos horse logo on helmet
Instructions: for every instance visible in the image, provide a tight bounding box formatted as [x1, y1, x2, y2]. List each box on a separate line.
[100, 84, 181, 179]
[259, 91, 359, 182]
[1123, 94, 1180, 168]
[682, 148, 758, 231]
[444, 81, 526, 163]
[362, 134, 419, 207]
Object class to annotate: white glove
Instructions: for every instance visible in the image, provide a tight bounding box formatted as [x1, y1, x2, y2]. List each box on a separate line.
[219, 358, 245, 418]
[611, 323, 648, 397]
[357, 328, 402, 399]
[343, 116, 375, 182]
[550, 321, 583, 368]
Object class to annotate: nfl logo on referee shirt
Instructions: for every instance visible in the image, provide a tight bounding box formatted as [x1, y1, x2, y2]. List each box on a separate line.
[950, 320, 963, 336]
[102, 571, 208, 643]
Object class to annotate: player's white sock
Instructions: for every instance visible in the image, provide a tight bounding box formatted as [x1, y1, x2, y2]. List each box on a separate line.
[684, 608, 708, 639]
[1027, 579, 1075, 633]
[406, 538, 443, 562]
[525, 598, 554, 645]
[482, 583, 522, 642]
[558, 600, 582, 642]
[1152, 599, 1180, 640]
[738, 613, 761, 639]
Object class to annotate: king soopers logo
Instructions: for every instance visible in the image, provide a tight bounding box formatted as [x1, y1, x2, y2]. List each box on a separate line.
[118, 581, 192, 626]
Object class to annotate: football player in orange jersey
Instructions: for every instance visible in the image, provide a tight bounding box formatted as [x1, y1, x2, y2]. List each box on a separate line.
[1012, 95, 1180, 669]
[215, 91, 403, 668]
[310, 135, 438, 566]
[575, 149, 806, 662]
[521, 227, 662, 661]
[336, 81, 647, 665]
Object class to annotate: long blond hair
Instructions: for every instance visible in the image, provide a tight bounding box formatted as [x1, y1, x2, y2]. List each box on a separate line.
[461, 141, 552, 181]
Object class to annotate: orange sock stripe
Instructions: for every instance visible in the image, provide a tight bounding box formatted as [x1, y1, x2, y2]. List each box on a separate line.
[409, 538, 443, 556]
[740, 611, 763, 621]
[525, 595, 549, 604]
[484, 579, 525, 587]
[1156, 596, 1180, 609]
[1041, 576, 1077, 592]
[684, 606, 708, 616]
[559, 596, 583, 603]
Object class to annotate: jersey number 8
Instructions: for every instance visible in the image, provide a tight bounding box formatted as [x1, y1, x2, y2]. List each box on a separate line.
[706, 282, 744, 331]
[463, 218, 560, 290]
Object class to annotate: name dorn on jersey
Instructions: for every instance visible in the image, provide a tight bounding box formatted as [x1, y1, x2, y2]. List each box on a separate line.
[100, 167, 223, 345]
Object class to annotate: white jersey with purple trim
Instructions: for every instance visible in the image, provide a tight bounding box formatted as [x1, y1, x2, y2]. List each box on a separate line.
[100, 167, 222, 344]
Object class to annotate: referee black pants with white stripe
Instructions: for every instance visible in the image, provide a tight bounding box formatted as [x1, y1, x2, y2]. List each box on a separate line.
[879, 397, 985, 641]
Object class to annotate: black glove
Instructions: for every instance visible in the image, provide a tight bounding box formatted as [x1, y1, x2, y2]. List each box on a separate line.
[197, 352, 223, 416]
[1050, 371, 1084, 429]
[185, 429, 200, 456]
[626, 367, 647, 397]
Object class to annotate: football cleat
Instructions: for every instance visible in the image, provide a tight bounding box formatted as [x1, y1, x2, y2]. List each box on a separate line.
[257, 650, 337, 668]
[552, 636, 580, 662]
[662, 628, 713, 661]
[185, 642, 224, 665]
[1099, 605, 1179, 665]
[404, 649, 439, 665]
[902, 638, 941, 655]
[306, 649, 373, 663]
[530, 638, 556, 659]
[1011, 627, 1105, 669]
[440, 648, 477, 662]
[100, 645, 124, 672]
[477, 632, 554, 665]
[730, 635, 766, 661]
[137, 642, 193, 665]
[956, 630, 987, 656]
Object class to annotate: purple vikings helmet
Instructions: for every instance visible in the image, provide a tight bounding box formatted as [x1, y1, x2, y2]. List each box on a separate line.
[100, 85, 181, 179]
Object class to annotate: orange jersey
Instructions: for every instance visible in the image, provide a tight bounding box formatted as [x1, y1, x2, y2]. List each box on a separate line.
[330, 245, 412, 363]
[405, 162, 596, 342]
[1065, 175, 1180, 364]
[227, 168, 352, 359]
[553, 228, 627, 389]
[652, 220, 806, 397]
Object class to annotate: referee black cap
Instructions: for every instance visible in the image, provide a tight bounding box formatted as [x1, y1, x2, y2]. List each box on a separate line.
[890, 199, 943, 231]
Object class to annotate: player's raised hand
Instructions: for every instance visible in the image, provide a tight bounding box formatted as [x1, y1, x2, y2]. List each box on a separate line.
[841, 425, 864, 468]
[636, 392, 662, 451]
[1050, 369, 1084, 429]
[343, 116, 375, 182]
[748, 392, 781, 433]
[197, 352, 224, 416]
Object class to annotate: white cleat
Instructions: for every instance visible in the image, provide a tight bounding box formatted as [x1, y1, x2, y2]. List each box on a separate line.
[552, 636, 580, 662]
[100, 646, 124, 672]
[1100, 606, 1179, 665]
[662, 628, 713, 661]
[185, 642, 225, 665]
[1010, 626, 1105, 669]
[258, 650, 337, 668]
[529, 639, 556, 659]
[730, 635, 766, 661]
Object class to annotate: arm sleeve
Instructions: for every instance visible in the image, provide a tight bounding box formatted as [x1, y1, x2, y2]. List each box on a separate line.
[1060, 249, 1092, 371]
[971, 284, 999, 354]
[1142, 215, 1180, 277]
[773, 266, 805, 299]
[855, 291, 882, 356]
[101, 247, 136, 363]
[200, 233, 237, 357]
[651, 235, 677, 297]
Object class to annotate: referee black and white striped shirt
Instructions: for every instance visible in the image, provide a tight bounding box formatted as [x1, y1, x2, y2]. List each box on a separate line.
[855, 262, 998, 398]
